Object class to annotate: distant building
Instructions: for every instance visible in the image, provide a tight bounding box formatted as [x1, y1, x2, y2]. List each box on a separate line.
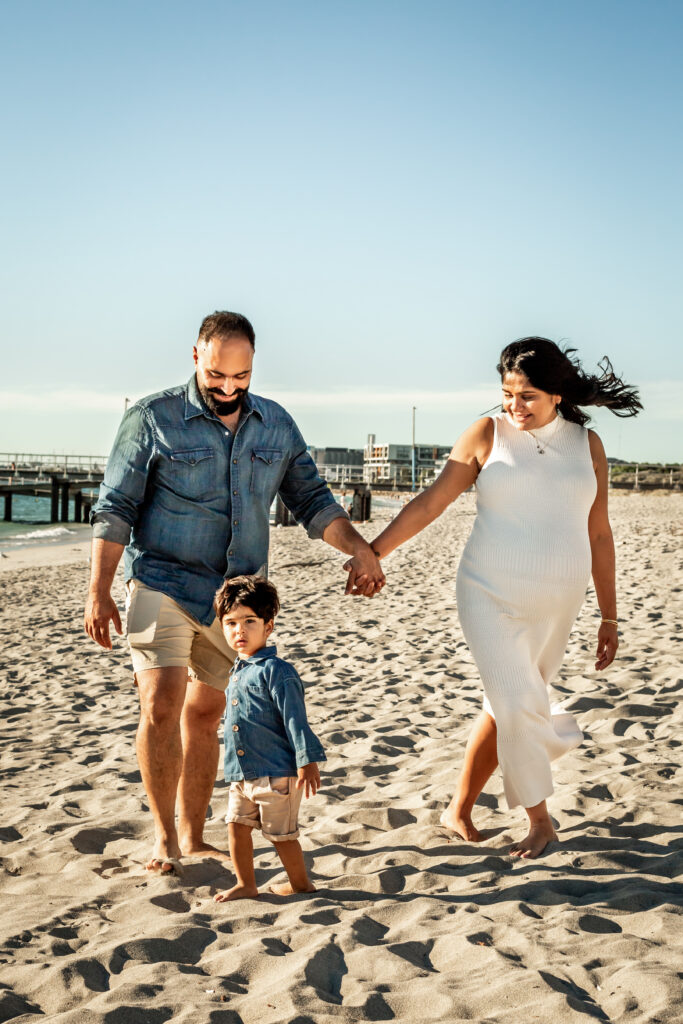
[309, 446, 364, 484]
[363, 434, 451, 487]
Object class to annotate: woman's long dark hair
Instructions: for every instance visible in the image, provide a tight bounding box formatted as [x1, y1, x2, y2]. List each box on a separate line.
[498, 337, 642, 426]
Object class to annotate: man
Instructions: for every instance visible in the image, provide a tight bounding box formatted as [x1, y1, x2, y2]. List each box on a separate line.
[84, 310, 384, 874]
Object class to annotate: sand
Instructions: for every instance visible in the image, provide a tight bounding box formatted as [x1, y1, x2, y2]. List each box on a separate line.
[1, 493, 681, 1023]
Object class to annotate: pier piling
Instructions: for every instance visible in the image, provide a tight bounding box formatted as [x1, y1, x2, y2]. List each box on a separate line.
[51, 477, 59, 523]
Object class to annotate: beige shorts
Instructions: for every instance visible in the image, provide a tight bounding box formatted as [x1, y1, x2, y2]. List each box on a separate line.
[227, 776, 304, 843]
[125, 579, 235, 692]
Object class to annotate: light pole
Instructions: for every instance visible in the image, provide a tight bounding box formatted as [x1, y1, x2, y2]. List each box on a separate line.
[411, 406, 416, 492]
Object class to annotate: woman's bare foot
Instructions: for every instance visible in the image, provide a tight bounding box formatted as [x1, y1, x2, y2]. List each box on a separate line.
[214, 883, 259, 902]
[269, 881, 317, 896]
[439, 808, 484, 843]
[509, 822, 557, 859]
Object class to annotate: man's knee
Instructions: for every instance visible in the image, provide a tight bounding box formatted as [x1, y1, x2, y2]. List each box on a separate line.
[137, 668, 187, 730]
[182, 682, 226, 734]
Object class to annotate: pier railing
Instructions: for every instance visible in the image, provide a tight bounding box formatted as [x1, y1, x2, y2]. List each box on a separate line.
[0, 453, 107, 476]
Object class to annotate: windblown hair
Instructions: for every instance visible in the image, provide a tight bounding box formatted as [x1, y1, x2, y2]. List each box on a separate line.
[498, 337, 642, 426]
[198, 311, 256, 349]
[214, 575, 280, 624]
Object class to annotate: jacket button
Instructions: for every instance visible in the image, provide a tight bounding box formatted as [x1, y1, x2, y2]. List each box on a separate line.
[233, 520, 238, 526]
[232, 724, 239, 732]
[228, 550, 234, 556]
[237, 749, 245, 756]
[233, 490, 238, 495]
[233, 459, 238, 464]
[232, 699, 238, 706]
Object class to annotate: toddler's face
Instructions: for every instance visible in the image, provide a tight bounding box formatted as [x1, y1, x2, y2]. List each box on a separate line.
[222, 603, 273, 657]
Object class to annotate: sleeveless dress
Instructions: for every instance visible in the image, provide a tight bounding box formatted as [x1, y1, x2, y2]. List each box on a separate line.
[455, 413, 597, 809]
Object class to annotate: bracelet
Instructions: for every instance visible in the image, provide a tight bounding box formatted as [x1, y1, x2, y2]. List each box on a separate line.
[370, 546, 382, 558]
[601, 618, 618, 626]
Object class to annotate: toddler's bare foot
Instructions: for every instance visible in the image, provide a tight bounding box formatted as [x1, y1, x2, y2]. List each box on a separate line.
[214, 884, 259, 902]
[269, 881, 317, 896]
[439, 808, 483, 843]
[509, 823, 557, 859]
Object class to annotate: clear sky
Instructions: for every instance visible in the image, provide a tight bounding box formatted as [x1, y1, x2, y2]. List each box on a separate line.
[1, 0, 681, 462]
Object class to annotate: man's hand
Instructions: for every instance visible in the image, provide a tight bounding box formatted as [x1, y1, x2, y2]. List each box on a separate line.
[296, 762, 321, 798]
[595, 622, 618, 671]
[342, 546, 385, 598]
[84, 590, 123, 650]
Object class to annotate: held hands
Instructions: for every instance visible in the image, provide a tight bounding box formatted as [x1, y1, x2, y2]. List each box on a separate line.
[296, 762, 321, 798]
[595, 622, 618, 671]
[84, 590, 123, 650]
[342, 544, 385, 598]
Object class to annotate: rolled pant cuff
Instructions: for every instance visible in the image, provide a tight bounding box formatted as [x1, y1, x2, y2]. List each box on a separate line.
[262, 829, 300, 844]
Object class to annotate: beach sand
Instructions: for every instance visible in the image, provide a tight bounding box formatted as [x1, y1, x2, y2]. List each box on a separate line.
[1, 493, 681, 1023]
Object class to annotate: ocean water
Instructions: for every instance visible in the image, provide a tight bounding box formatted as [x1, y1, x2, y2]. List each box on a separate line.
[0, 494, 89, 548]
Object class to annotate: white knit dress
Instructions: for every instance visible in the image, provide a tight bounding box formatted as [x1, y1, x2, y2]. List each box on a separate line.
[455, 413, 597, 809]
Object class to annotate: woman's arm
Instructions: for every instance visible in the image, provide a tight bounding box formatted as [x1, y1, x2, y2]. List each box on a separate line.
[587, 431, 619, 671]
[370, 417, 494, 559]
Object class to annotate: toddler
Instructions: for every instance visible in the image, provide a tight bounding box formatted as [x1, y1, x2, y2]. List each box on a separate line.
[213, 575, 325, 901]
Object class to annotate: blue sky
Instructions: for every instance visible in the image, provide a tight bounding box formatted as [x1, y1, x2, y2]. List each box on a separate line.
[1, 0, 681, 462]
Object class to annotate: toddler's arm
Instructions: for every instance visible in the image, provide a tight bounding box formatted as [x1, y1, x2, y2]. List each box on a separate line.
[269, 667, 326, 773]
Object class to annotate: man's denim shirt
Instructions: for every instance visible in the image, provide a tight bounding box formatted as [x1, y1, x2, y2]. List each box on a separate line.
[91, 376, 347, 624]
[223, 645, 326, 781]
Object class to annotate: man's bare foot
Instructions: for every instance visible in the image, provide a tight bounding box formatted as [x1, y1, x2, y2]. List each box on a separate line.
[269, 881, 317, 896]
[179, 838, 231, 861]
[509, 823, 557, 859]
[146, 838, 182, 873]
[439, 808, 484, 843]
[214, 883, 259, 902]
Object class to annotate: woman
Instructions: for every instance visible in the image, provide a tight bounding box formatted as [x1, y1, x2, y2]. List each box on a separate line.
[369, 338, 641, 858]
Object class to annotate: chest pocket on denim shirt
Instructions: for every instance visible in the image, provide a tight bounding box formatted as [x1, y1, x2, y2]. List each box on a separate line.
[169, 448, 216, 499]
[250, 448, 285, 497]
[246, 681, 279, 723]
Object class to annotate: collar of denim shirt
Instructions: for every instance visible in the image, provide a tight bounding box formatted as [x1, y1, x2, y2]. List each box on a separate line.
[183, 374, 269, 427]
[234, 644, 278, 668]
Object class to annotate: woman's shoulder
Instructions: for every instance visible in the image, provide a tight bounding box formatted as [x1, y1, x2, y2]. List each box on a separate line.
[450, 416, 495, 467]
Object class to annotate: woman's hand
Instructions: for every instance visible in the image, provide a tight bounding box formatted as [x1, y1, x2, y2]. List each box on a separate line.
[595, 621, 618, 670]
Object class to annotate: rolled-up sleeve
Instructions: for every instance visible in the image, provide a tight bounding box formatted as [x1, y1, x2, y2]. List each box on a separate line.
[90, 405, 156, 542]
[278, 420, 349, 539]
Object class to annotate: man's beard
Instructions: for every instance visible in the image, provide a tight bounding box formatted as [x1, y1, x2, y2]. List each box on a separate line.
[199, 382, 248, 417]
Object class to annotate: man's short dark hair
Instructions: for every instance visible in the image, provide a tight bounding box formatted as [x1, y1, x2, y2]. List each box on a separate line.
[198, 311, 255, 349]
[214, 575, 279, 623]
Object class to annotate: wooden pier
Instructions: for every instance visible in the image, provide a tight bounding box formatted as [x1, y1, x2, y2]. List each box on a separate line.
[0, 454, 106, 524]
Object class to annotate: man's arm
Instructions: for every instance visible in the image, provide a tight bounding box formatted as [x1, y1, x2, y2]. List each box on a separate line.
[275, 416, 383, 596]
[322, 517, 385, 597]
[84, 539, 125, 649]
[85, 403, 155, 648]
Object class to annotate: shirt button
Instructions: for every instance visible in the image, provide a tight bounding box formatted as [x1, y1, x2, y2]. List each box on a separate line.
[232, 724, 239, 732]
[232, 699, 238, 706]
[237, 749, 245, 756]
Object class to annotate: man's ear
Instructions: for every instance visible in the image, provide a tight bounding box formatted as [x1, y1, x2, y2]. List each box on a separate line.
[192, 345, 199, 366]
[265, 619, 274, 637]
